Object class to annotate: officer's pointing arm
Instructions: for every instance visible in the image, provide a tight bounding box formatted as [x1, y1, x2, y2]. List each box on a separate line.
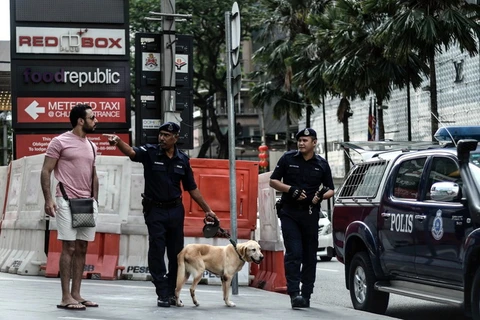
[103, 134, 136, 160]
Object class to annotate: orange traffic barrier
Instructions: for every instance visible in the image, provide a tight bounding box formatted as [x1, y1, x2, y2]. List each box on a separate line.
[250, 250, 287, 294]
[45, 231, 121, 280]
[183, 159, 258, 238]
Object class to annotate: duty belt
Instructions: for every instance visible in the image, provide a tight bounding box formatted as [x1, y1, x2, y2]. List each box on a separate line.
[283, 202, 312, 211]
[150, 197, 182, 208]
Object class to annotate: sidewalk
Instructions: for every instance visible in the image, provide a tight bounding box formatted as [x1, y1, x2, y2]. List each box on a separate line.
[0, 272, 393, 320]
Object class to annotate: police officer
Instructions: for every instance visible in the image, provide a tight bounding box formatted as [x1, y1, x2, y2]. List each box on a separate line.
[270, 128, 335, 309]
[103, 122, 216, 308]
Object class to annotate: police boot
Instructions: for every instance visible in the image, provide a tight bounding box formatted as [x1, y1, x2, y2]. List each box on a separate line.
[290, 293, 307, 309]
[301, 294, 310, 308]
[157, 296, 170, 308]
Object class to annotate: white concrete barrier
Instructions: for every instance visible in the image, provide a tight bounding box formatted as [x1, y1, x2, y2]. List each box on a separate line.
[257, 172, 284, 251]
[0, 155, 47, 275]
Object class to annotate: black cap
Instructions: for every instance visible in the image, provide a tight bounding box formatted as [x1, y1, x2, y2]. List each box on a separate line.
[158, 121, 180, 134]
[295, 128, 317, 140]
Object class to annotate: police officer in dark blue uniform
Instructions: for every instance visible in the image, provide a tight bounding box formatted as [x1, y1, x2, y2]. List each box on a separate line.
[270, 128, 335, 309]
[103, 122, 216, 308]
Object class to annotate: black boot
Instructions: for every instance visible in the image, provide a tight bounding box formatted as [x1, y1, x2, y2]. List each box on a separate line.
[290, 293, 307, 309]
[157, 296, 170, 308]
[301, 295, 310, 308]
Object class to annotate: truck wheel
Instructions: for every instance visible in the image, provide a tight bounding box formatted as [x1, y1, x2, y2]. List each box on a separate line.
[471, 267, 480, 319]
[349, 252, 389, 314]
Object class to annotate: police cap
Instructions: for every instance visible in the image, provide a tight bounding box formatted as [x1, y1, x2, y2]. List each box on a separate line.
[295, 128, 317, 140]
[158, 121, 180, 134]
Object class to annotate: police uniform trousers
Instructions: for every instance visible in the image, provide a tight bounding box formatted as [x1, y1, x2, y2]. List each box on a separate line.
[279, 204, 319, 298]
[144, 204, 185, 298]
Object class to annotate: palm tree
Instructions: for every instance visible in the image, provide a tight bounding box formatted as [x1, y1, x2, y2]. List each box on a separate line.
[251, 0, 331, 136]
[377, 0, 480, 139]
[306, 0, 428, 141]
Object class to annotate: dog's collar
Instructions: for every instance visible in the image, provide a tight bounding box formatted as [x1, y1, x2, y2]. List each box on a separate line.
[229, 239, 245, 262]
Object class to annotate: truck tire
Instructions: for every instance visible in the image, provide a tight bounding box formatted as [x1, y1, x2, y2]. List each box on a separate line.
[471, 267, 480, 319]
[349, 252, 389, 314]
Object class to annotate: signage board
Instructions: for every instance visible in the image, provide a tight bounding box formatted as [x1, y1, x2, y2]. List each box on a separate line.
[17, 97, 126, 123]
[13, 60, 129, 93]
[14, 132, 131, 159]
[16, 27, 126, 55]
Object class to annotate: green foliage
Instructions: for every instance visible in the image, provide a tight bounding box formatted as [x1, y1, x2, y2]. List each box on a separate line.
[129, 0, 265, 158]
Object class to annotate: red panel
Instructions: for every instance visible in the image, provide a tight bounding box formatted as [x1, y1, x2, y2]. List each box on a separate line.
[15, 133, 131, 159]
[45, 231, 120, 280]
[183, 159, 259, 238]
[17, 97, 127, 123]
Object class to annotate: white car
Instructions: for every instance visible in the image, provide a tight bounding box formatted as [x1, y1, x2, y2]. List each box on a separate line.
[317, 210, 334, 261]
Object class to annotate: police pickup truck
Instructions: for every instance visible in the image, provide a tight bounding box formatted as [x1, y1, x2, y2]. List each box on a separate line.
[332, 127, 480, 319]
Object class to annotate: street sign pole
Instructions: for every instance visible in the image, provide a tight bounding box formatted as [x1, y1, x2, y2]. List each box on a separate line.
[225, 7, 239, 295]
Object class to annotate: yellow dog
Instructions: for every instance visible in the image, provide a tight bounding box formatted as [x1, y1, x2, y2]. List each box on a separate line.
[175, 240, 264, 307]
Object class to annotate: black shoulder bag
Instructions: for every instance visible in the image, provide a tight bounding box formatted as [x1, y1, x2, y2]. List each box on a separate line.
[59, 140, 96, 228]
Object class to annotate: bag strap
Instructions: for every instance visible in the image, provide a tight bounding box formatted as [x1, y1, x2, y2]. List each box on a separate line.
[87, 139, 95, 198]
[59, 139, 96, 200]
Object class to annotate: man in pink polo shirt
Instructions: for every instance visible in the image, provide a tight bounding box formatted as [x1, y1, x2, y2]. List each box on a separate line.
[40, 104, 99, 311]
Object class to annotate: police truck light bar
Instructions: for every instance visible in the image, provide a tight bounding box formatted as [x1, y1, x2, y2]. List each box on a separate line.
[434, 126, 480, 144]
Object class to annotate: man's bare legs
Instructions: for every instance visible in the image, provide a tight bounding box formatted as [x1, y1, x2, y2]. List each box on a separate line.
[59, 240, 84, 309]
[70, 240, 87, 302]
[70, 240, 97, 306]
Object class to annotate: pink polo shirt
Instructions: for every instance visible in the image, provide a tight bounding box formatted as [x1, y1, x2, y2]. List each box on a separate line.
[45, 131, 97, 199]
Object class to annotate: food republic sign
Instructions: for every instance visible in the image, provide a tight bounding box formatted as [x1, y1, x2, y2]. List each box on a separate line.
[16, 27, 125, 55]
[18, 65, 127, 92]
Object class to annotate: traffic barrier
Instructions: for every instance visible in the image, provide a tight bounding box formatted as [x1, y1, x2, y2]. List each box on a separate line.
[183, 159, 258, 239]
[0, 163, 9, 233]
[45, 155, 130, 279]
[250, 172, 287, 293]
[0, 155, 47, 276]
[117, 161, 149, 280]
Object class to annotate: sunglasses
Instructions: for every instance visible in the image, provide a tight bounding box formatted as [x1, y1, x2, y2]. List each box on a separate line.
[86, 115, 96, 121]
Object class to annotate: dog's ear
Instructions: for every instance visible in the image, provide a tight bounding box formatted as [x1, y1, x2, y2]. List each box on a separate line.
[238, 244, 248, 260]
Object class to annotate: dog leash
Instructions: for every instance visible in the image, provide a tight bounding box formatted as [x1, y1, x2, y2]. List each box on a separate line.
[203, 217, 244, 262]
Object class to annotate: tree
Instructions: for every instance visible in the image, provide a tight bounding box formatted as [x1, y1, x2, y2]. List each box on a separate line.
[129, 0, 264, 158]
[377, 0, 480, 139]
[250, 0, 330, 138]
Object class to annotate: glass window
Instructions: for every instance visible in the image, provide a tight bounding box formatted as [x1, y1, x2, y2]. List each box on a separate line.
[425, 157, 461, 200]
[393, 157, 426, 199]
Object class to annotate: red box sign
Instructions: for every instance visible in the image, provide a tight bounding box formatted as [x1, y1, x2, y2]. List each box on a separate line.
[17, 97, 127, 124]
[15, 133, 131, 159]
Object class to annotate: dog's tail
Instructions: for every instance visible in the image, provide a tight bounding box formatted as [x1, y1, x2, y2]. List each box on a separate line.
[176, 250, 188, 291]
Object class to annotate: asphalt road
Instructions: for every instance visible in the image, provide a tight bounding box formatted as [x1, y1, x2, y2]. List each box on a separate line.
[311, 258, 467, 320]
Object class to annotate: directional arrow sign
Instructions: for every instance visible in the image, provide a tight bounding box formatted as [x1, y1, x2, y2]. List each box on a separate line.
[25, 100, 45, 120]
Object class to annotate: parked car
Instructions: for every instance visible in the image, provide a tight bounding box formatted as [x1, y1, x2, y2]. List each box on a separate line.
[317, 210, 334, 261]
[332, 126, 480, 318]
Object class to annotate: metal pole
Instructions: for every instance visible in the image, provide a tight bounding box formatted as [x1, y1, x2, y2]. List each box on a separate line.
[407, 81, 412, 141]
[161, 0, 177, 121]
[2, 121, 6, 165]
[225, 11, 239, 295]
[322, 95, 332, 218]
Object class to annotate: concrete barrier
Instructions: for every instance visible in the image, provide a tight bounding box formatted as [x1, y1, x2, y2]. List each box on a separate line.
[0, 155, 47, 275]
